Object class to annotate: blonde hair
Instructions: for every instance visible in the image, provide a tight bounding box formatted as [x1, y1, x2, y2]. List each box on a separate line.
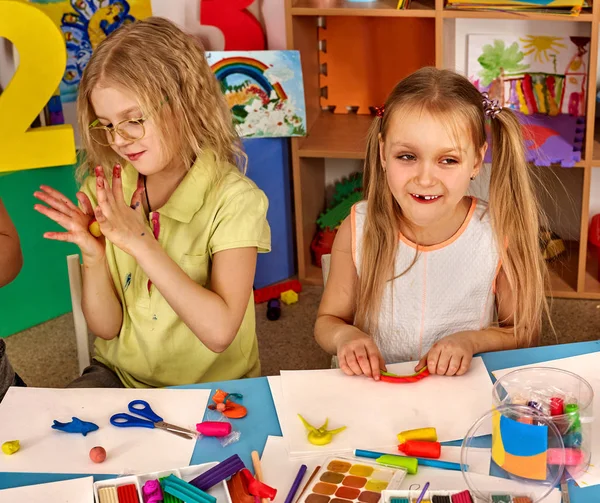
[76, 16, 244, 181]
[356, 67, 548, 348]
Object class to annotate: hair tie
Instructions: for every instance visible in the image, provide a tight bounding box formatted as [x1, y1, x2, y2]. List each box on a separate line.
[481, 92, 502, 118]
[374, 105, 385, 118]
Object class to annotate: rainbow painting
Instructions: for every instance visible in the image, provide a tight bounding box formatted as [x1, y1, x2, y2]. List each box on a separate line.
[206, 51, 307, 138]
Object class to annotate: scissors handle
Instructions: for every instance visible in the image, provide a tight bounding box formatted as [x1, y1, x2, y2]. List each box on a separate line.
[129, 400, 163, 423]
[110, 413, 155, 428]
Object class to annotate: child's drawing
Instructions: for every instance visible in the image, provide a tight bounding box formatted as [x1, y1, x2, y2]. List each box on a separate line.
[28, 0, 152, 102]
[207, 51, 307, 138]
[468, 34, 590, 116]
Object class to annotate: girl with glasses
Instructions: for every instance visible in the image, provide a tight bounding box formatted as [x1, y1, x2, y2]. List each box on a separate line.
[34, 17, 271, 388]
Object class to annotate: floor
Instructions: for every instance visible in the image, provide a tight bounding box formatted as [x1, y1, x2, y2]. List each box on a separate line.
[4, 285, 600, 388]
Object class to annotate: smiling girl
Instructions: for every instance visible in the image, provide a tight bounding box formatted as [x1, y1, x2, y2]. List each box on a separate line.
[34, 17, 271, 388]
[315, 67, 548, 379]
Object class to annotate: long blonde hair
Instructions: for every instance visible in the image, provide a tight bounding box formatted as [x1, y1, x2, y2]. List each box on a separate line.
[356, 67, 548, 348]
[76, 16, 244, 181]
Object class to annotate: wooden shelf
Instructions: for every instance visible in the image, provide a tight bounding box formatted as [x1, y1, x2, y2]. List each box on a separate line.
[584, 244, 600, 297]
[593, 119, 600, 164]
[287, 0, 600, 295]
[547, 240, 579, 297]
[298, 113, 372, 158]
[292, 0, 435, 16]
[442, 10, 593, 21]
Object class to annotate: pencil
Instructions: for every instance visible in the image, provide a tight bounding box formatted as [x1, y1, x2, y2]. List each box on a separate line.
[251, 450, 267, 503]
[296, 465, 320, 502]
[416, 482, 430, 503]
[285, 464, 308, 503]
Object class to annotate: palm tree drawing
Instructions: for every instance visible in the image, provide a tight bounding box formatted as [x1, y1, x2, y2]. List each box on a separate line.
[477, 40, 530, 104]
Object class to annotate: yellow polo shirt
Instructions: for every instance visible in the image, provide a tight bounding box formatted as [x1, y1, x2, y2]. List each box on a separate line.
[80, 151, 271, 388]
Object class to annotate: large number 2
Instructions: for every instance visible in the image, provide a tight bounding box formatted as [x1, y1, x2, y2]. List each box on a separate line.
[0, 1, 76, 173]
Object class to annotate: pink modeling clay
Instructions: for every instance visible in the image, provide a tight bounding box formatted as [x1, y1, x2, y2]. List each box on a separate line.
[548, 448, 585, 466]
[142, 479, 163, 503]
[196, 421, 232, 437]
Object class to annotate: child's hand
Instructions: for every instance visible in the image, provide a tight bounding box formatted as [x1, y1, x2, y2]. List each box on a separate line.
[336, 328, 387, 381]
[93, 164, 148, 256]
[415, 332, 475, 376]
[34, 186, 105, 264]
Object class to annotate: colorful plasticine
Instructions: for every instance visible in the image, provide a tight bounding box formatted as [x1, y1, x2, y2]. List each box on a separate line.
[51, 417, 99, 436]
[98, 486, 119, 503]
[142, 479, 163, 503]
[162, 474, 216, 503]
[117, 483, 140, 503]
[207, 389, 247, 418]
[195, 421, 232, 437]
[89, 446, 107, 463]
[241, 468, 278, 500]
[398, 440, 441, 459]
[380, 367, 430, 383]
[548, 447, 585, 465]
[432, 497, 451, 503]
[375, 454, 418, 474]
[190, 454, 245, 491]
[298, 414, 347, 446]
[550, 397, 564, 416]
[89, 217, 102, 237]
[1, 440, 20, 455]
[450, 490, 473, 503]
[227, 471, 255, 503]
[397, 427, 437, 444]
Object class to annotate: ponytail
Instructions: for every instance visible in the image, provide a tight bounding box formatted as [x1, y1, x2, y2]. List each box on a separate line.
[489, 109, 549, 347]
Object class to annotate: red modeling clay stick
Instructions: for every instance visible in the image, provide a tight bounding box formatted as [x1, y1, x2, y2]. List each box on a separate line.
[398, 440, 441, 459]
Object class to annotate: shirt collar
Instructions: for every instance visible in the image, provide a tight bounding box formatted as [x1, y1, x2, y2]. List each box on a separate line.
[121, 151, 219, 223]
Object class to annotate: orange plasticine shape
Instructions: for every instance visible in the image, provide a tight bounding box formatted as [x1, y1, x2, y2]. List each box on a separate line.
[210, 389, 247, 419]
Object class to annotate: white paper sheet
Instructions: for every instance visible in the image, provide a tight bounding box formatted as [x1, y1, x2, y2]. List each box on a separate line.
[0, 387, 210, 474]
[279, 357, 493, 455]
[261, 435, 492, 503]
[0, 476, 93, 502]
[493, 352, 600, 488]
[391, 469, 562, 502]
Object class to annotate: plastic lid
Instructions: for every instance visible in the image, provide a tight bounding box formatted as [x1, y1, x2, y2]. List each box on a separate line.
[461, 405, 565, 503]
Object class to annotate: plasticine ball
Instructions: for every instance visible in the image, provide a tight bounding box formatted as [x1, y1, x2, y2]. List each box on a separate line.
[89, 446, 106, 463]
[216, 403, 227, 412]
[2, 440, 20, 455]
[88, 219, 102, 238]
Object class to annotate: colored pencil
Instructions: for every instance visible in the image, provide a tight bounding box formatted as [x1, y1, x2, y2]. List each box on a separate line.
[285, 464, 308, 503]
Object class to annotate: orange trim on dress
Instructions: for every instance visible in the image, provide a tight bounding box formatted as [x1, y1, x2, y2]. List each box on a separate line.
[399, 197, 478, 252]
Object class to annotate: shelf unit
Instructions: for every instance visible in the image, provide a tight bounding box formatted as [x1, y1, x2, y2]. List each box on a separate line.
[285, 0, 600, 299]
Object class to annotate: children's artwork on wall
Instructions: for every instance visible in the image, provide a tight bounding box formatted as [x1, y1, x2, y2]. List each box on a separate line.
[26, 0, 153, 102]
[483, 111, 584, 167]
[468, 34, 590, 116]
[207, 50, 307, 138]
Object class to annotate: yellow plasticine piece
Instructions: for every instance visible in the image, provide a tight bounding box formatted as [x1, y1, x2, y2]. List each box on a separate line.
[2, 440, 20, 455]
[89, 219, 102, 237]
[397, 427, 437, 444]
[280, 290, 298, 305]
[298, 414, 346, 446]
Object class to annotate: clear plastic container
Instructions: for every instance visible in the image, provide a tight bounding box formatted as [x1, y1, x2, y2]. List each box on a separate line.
[461, 405, 564, 503]
[492, 367, 593, 480]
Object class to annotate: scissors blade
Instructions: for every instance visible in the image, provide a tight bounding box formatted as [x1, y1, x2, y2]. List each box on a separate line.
[155, 421, 197, 440]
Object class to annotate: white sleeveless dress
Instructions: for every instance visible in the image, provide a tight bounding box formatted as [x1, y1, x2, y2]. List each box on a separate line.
[351, 197, 501, 364]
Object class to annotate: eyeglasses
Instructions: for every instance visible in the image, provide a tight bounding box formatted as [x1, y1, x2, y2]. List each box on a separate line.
[88, 98, 168, 147]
